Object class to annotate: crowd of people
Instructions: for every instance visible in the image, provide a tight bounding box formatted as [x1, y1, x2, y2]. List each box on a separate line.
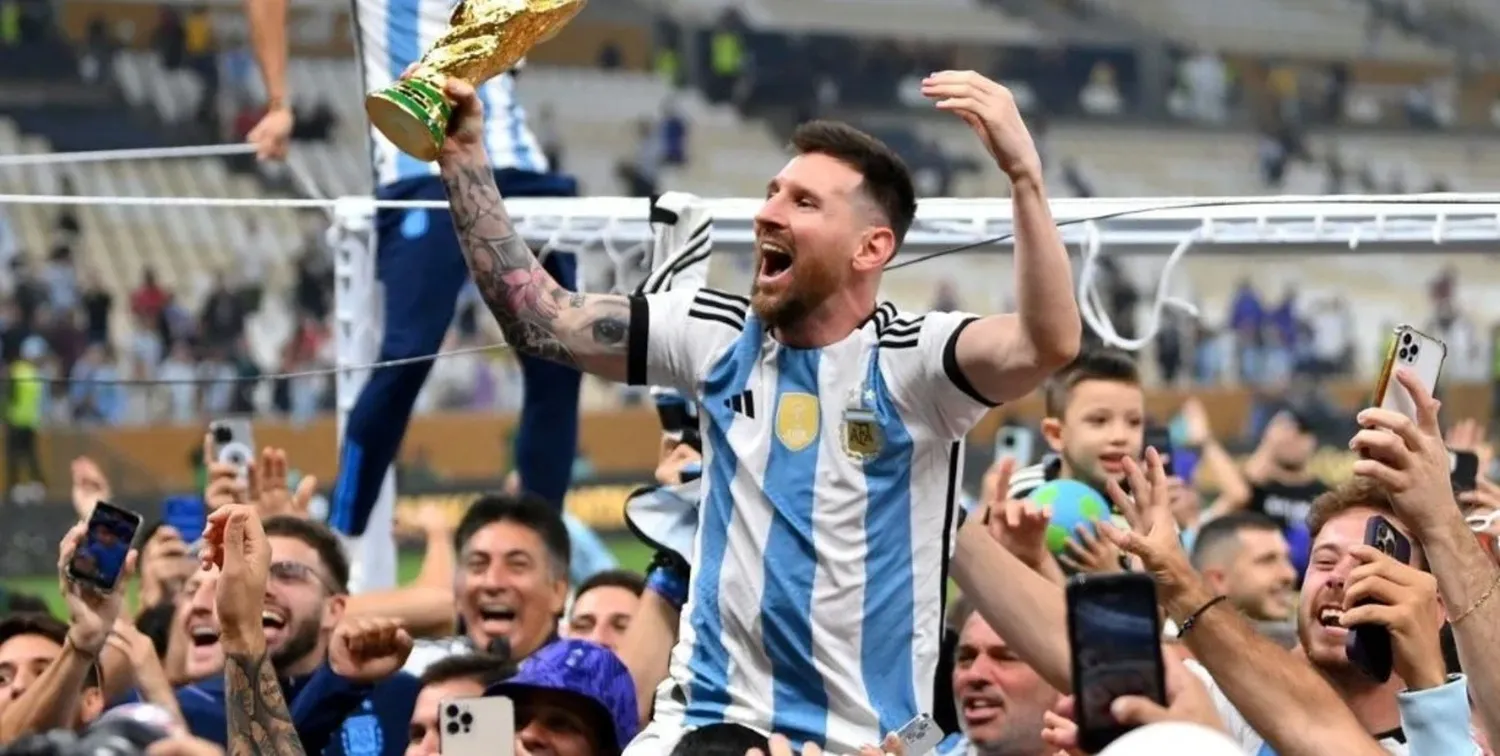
[1, 56, 1500, 756]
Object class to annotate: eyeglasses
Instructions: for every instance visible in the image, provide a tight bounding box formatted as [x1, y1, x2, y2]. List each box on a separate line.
[269, 561, 338, 592]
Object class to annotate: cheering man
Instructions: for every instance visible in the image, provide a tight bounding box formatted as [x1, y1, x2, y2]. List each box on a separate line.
[242, 0, 582, 589]
[431, 68, 1079, 753]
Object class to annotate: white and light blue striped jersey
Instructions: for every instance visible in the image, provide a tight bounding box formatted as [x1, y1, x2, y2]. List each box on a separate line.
[623, 289, 997, 754]
[352, 0, 550, 187]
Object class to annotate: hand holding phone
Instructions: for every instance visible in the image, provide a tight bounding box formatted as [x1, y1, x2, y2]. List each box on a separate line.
[60, 502, 144, 653]
[1066, 573, 1167, 754]
[1344, 516, 1412, 683]
[1373, 325, 1445, 424]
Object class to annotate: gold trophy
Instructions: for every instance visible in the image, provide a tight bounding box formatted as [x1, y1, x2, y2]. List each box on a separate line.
[365, 0, 587, 162]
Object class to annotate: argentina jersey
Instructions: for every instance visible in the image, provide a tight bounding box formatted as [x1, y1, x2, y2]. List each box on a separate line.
[623, 289, 997, 754]
[351, 0, 549, 186]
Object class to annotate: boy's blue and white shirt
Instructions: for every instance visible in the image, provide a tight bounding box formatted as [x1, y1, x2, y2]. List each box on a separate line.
[352, 0, 549, 186]
[623, 288, 996, 754]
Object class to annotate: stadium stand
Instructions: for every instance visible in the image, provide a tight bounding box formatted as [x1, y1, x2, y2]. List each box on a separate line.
[1087, 0, 1447, 61]
[745, 0, 1042, 44]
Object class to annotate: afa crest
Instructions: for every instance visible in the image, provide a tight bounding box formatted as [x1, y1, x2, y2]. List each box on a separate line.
[775, 393, 820, 451]
[842, 408, 882, 460]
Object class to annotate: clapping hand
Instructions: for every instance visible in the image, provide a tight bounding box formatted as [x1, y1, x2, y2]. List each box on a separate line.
[329, 618, 415, 684]
[57, 523, 137, 656]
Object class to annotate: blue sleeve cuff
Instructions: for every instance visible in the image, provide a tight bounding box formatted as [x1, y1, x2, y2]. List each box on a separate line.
[1397, 674, 1480, 755]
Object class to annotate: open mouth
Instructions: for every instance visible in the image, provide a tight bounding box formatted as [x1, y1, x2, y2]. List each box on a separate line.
[961, 695, 1003, 723]
[189, 622, 220, 648]
[477, 604, 517, 629]
[757, 242, 794, 282]
[1098, 453, 1128, 471]
[1317, 606, 1347, 634]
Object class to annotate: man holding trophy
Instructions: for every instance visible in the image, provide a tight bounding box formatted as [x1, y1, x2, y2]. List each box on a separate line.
[242, 0, 589, 589]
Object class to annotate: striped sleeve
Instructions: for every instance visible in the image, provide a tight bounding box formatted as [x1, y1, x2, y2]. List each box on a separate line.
[1007, 462, 1049, 500]
[627, 287, 747, 392]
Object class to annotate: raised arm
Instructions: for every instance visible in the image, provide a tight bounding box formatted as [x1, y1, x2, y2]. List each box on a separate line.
[435, 77, 632, 381]
[241, 0, 294, 160]
[921, 71, 1081, 404]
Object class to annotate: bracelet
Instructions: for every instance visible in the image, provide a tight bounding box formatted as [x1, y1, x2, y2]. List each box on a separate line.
[1449, 571, 1500, 625]
[1178, 595, 1228, 637]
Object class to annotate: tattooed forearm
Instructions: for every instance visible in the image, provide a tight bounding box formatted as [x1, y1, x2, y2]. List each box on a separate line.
[438, 158, 633, 379]
[224, 651, 305, 756]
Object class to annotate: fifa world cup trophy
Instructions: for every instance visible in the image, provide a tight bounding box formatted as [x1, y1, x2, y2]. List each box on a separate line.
[365, 0, 586, 162]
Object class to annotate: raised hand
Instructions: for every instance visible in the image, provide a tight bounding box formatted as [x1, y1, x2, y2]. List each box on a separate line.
[1099, 448, 1194, 598]
[329, 618, 415, 684]
[920, 70, 1042, 181]
[252, 447, 317, 520]
[70, 456, 111, 520]
[980, 458, 1052, 568]
[202, 505, 271, 653]
[57, 523, 137, 655]
[1340, 545, 1446, 690]
[1349, 369, 1454, 535]
[202, 435, 249, 512]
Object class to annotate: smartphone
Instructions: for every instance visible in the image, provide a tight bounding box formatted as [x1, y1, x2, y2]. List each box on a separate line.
[209, 418, 256, 483]
[1143, 425, 1175, 476]
[440, 696, 515, 756]
[1346, 516, 1413, 683]
[66, 501, 144, 593]
[1066, 573, 1167, 754]
[994, 426, 1036, 467]
[162, 496, 207, 546]
[1450, 450, 1479, 495]
[894, 713, 945, 755]
[1373, 325, 1446, 423]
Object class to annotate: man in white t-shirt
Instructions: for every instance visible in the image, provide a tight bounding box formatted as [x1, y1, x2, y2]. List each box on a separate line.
[429, 69, 1082, 753]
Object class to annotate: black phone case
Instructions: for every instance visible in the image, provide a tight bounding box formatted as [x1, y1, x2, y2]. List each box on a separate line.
[1346, 516, 1412, 683]
[66, 502, 144, 592]
[1066, 573, 1167, 754]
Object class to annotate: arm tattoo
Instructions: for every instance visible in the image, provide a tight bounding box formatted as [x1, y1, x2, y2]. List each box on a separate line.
[224, 651, 306, 756]
[439, 158, 631, 371]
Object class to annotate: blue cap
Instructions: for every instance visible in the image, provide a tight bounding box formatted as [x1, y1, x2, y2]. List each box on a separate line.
[486, 639, 638, 753]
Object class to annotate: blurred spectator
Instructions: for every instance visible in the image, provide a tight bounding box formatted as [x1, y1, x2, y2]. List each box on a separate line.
[1171, 48, 1230, 124]
[1078, 61, 1123, 116]
[6, 335, 46, 500]
[78, 15, 117, 85]
[617, 119, 662, 197]
[198, 272, 246, 351]
[660, 99, 688, 167]
[705, 10, 746, 105]
[78, 269, 111, 346]
[157, 341, 198, 423]
[535, 104, 564, 172]
[152, 6, 185, 69]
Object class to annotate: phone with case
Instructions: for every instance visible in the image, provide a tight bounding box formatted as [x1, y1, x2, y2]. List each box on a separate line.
[1373, 325, 1446, 423]
[439, 696, 514, 756]
[1345, 516, 1413, 683]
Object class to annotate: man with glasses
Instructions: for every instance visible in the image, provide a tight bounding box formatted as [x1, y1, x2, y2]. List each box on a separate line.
[111, 517, 421, 756]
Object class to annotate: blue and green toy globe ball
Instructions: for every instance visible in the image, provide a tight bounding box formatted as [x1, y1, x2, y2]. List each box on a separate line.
[1028, 479, 1112, 554]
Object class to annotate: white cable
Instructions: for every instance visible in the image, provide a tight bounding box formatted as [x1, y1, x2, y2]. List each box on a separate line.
[0, 143, 256, 166]
[1077, 222, 1201, 351]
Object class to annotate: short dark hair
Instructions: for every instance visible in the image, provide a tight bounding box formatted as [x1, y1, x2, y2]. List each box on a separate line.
[1042, 349, 1141, 417]
[0, 613, 98, 688]
[669, 723, 770, 756]
[1190, 512, 1284, 570]
[456, 494, 571, 578]
[574, 569, 645, 605]
[263, 516, 351, 593]
[0, 588, 50, 616]
[135, 600, 176, 659]
[789, 120, 917, 248]
[417, 653, 515, 689]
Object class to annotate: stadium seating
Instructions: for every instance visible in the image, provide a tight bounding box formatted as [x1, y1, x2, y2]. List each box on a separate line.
[749, 0, 1041, 43]
[1086, 0, 1446, 61]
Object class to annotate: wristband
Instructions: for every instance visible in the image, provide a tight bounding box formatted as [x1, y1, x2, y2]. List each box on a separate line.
[646, 565, 689, 611]
[1178, 595, 1228, 637]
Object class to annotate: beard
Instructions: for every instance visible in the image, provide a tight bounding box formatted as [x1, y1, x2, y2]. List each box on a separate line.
[749, 253, 845, 331]
[270, 614, 323, 673]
